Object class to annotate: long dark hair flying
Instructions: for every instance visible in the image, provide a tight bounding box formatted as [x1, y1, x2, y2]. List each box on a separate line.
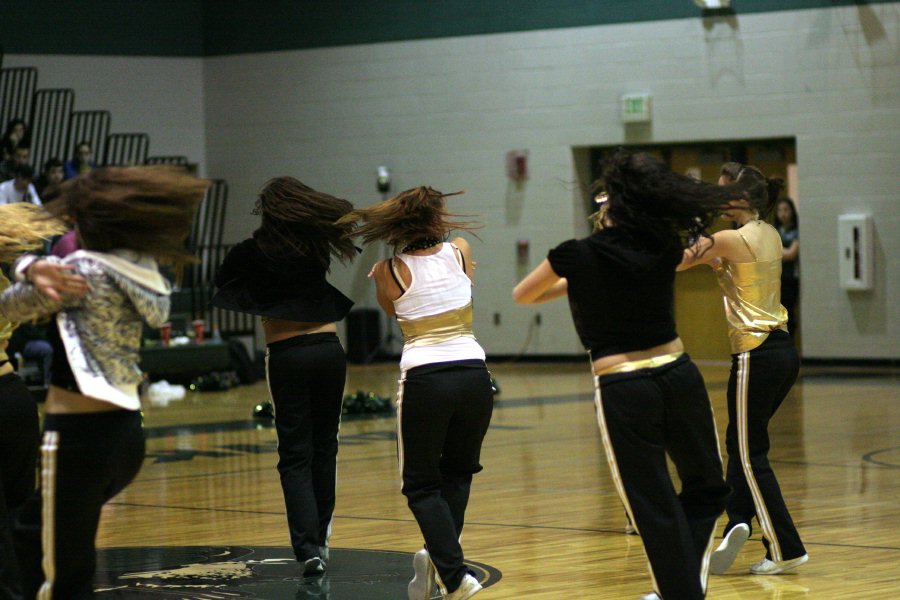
[599, 150, 740, 252]
[252, 176, 357, 270]
[338, 186, 480, 251]
[44, 166, 208, 263]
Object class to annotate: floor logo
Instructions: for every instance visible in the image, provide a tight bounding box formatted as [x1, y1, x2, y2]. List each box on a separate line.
[95, 546, 501, 599]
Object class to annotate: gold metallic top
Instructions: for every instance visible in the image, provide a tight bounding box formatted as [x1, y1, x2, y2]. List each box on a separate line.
[397, 301, 475, 348]
[593, 351, 683, 377]
[715, 225, 788, 354]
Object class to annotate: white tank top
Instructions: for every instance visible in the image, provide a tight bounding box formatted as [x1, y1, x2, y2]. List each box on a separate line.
[392, 243, 485, 371]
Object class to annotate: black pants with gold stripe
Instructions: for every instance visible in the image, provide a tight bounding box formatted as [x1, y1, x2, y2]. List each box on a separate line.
[0, 372, 39, 600]
[14, 410, 144, 600]
[397, 359, 493, 595]
[724, 329, 806, 562]
[595, 354, 729, 600]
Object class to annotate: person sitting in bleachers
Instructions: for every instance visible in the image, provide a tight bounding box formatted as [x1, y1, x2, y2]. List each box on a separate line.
[63, 141, 97, 180]
[0, 164, 42, 206]
[1, 119, 30, 162]
[34, 158, 65, 198]
[0, 146, 31, 182]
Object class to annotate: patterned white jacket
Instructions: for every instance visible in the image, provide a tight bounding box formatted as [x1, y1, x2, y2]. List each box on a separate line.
[0, 250, 171, 409]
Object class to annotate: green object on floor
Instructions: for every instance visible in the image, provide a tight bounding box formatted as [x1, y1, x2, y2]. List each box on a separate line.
[342, 390, 392, 415]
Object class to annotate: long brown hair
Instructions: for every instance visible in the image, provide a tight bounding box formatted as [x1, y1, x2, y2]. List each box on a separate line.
[252, 176, 357, 269]
[44, 166, 208, 263]
[338, 186, 479, 250]
[600, 150, 741, 252]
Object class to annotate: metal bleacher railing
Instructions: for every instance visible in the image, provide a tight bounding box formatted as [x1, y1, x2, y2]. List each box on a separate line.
[185, 180, 255, 337]
[0, 67, 38, 130]
[29, 88, 75, 171]
[104, 132, 149, 166]
[0, 56, 252, 340]
[145, 155, 189, 166]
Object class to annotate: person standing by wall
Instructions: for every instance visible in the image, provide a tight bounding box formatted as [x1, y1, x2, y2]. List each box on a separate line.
[774, 197, 800, 340]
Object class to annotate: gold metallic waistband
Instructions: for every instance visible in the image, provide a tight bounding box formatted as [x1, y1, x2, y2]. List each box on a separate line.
[594, 351, 684, 377]
[398, 302, 474, 348]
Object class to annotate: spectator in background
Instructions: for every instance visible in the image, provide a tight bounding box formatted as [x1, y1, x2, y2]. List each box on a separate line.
[0, 146, 31, 182]
[775, 197, 799, 339]
[0, 164, 42, 206]
[35, 158, 65, 198]
[1, 119, 30, 161]
[63, 141, 97, 180]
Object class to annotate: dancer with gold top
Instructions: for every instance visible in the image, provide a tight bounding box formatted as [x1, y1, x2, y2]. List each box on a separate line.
[679, 163, 808, 576]
[514, 150, 734, 600]
[340, 186, 491, 600]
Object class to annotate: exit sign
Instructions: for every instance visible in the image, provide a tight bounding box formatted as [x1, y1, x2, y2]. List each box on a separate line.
[621, 93, 652, 123]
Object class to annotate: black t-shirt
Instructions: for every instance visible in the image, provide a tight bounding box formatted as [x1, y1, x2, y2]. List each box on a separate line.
[547, 228, 681, 360]
[211, 238, 353, 322]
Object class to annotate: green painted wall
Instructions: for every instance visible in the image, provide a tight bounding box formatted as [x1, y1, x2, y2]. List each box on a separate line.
[1, 0, 204, 56]
[1, 0, 893, 57]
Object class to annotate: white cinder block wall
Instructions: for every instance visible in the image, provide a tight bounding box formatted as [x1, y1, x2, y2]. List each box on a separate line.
[205, 5, 900, 360]
[3, 55, 208, 174]
[8, 5, 899, 360]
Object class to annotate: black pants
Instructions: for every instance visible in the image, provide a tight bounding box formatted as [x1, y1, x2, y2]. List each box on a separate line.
[595, 354, 729, 600]
[266, 333, 346, 562]
[14, 409, 145, 600]
[0, 373, 39, 600]
[724, 329, 805, 562]
[398, 360, 493, 595]
[781, 277, 800, 340]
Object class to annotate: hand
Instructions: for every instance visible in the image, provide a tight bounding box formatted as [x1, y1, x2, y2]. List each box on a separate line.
[27, 261, 88, 302]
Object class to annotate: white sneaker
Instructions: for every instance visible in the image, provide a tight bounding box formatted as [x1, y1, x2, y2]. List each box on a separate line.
[445, 573, 482, 600]
[408, 549, 436, 600]
[302, 556, 325, 576]
[639, 594, 661, 600]
[710, 523, 750, 575]
[750, 553, 808, 575]
[320, 520, 333, 562]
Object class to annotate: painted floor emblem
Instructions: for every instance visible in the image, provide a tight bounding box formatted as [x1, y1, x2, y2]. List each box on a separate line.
[95, 546, 501, 599]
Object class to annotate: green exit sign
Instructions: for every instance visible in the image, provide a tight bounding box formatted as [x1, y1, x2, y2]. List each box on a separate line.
[621, 93, 651, 123]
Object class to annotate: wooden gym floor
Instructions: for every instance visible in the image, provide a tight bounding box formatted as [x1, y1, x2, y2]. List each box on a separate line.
[89, 361, 899, 599]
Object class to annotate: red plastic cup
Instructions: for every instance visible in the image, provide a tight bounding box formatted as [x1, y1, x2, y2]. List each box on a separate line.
[192, 319, 205, 344]
[160, 322, 171, 346]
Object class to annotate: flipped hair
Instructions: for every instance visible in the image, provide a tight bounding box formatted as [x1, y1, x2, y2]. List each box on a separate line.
[599, 150, 741, 252]
[252, 176, 357, 270]
[338, 186, 479, 251]
[44, 166, 208, 263]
